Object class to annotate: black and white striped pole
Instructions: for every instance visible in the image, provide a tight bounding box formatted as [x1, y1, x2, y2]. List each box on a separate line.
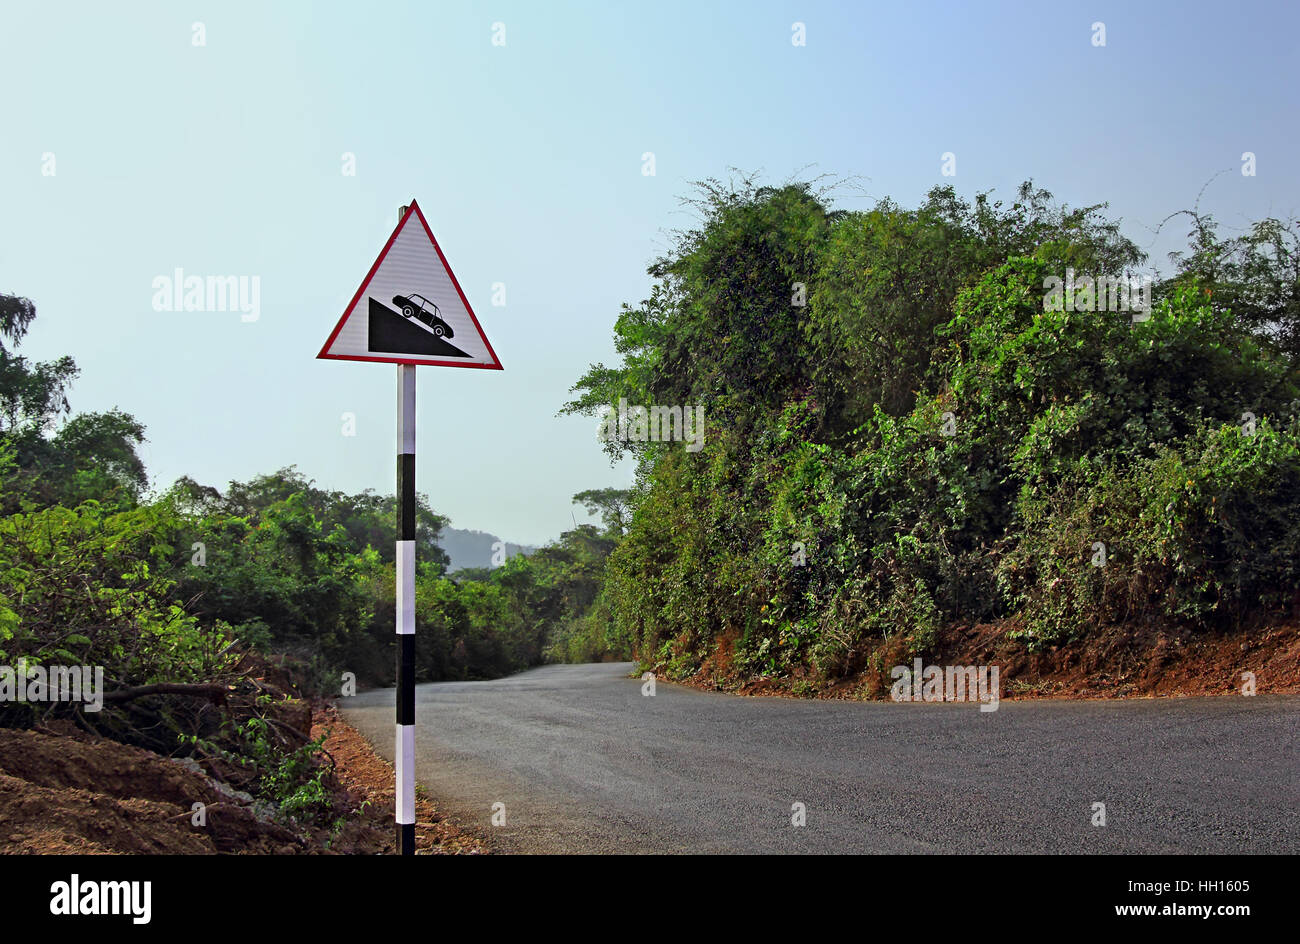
[317, 199, 504, 854]
[395, 207, 416, 855]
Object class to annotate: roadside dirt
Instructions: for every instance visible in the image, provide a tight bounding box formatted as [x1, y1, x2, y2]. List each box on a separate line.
[681, 618, 1300, 701]
[0, 702, 486, 855]
[311, 702, 486, 854]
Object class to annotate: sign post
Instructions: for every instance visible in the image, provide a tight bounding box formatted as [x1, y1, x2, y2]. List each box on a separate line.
[395, 359, 416, 853]
[319, 200, 503, 854]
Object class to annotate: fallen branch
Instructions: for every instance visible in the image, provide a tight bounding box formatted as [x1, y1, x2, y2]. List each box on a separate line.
[262, 716, 312, 744]
[101, 683, 233, 704]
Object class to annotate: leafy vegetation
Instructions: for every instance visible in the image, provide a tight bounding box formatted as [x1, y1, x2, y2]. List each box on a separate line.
[2, 170, 1296, 783]
[0, 284, 620, 822]
[563, 175, 1300, 684]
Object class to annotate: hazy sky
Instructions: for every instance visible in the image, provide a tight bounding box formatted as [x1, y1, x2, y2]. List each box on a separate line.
[2, 0, 1295, 545]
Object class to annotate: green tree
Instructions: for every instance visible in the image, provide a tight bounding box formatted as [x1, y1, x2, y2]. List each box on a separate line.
[1163, 212, 1300, 363]
[563, 175, 839, 451]
[808, 182, 1144, 432]
[572, 487, 633, 536]
[0, 290, 147, 512]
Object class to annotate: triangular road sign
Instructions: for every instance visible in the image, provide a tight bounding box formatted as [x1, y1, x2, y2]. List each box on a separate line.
[318, 200, 503, 369]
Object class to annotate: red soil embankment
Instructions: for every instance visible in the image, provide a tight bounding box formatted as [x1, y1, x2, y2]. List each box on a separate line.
[686, 620, 1300, 701]
[0, 703, 486, 855]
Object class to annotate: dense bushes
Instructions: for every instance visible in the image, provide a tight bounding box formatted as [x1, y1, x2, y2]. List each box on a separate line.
[565, 177, 1300, 684]
[0, 497, 230, 695]
[1002, 418, 1300, 646]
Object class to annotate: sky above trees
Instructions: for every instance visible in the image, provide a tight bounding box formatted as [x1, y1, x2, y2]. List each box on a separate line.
[2, 0, 1295, 545]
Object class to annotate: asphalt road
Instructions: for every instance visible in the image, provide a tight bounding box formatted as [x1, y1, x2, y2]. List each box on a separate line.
[341, 662, 1299, 854]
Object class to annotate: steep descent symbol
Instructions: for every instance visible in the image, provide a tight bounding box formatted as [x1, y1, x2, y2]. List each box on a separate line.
[367, 297, 469, 357]
[317, 199, 503, 368]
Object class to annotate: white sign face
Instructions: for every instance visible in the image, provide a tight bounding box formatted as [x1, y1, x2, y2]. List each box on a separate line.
[318, 200, 503, 369]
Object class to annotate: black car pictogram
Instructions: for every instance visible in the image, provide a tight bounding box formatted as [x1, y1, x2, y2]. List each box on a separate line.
[392, 293, 454, 338]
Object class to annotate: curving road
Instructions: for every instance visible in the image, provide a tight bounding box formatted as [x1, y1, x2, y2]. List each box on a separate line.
[341, 662, 1299, 854]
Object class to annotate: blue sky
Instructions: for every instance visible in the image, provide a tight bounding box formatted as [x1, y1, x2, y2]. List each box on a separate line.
[1, 0, 1295, 545]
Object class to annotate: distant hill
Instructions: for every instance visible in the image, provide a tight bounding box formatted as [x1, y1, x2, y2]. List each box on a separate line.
[436, 527, 538, 573]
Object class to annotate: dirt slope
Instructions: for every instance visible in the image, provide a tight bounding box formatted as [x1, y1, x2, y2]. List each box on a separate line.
[690, 619, 1300, 700]
[0, 704, 486, 855]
